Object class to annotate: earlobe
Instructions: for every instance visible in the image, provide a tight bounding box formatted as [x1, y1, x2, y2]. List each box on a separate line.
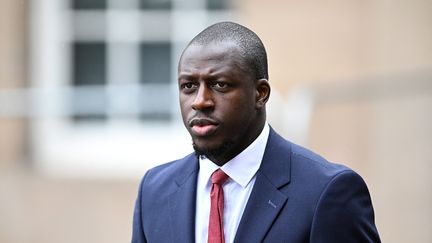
[255, 79, 271, 109]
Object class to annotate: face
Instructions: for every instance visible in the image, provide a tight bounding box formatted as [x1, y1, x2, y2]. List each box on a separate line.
[178, 42, 269, 164]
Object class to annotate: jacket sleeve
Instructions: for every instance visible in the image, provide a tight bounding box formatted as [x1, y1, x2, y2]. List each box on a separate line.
[310, 170, 381, 243]
[132, 174, 147, 243]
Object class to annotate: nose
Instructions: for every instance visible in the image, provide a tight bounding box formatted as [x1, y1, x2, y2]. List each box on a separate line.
[191, 84, 214, 111]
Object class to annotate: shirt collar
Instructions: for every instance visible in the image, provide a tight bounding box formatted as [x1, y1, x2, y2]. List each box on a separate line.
[199, 123, 270, 188]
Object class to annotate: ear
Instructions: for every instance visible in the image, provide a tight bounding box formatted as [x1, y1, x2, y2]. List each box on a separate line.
[255, 79, 271, 109]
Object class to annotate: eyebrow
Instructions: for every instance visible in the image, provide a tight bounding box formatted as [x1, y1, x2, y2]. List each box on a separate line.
[178, 69, 226, 81]
[178, 72, 196, 81]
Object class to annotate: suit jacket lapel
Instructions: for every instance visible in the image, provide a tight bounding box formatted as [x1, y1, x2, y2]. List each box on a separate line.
[168, 154, 199, 243]
[234, 128, 292, 243]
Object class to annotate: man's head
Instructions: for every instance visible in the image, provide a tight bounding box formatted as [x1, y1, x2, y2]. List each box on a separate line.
[187, 21, 268, 81]
[178, 22, 271, 165]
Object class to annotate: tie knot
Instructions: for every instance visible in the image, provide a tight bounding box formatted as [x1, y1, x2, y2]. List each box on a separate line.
[211, 169, 229, 185]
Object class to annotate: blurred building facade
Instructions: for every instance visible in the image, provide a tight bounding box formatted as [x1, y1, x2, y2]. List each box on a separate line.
[1, 0, 431, 242]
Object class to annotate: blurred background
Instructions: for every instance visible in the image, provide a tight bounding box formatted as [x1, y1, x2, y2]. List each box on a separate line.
[0, 0, 431, 242]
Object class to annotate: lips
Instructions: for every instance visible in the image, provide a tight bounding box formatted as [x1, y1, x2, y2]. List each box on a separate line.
[189, 118, 219, 137]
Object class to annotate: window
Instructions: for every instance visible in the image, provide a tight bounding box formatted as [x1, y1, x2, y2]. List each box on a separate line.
[30, 0, 235, 177]
[140, 0, 172, 10]
[207, 0, 229, 10]
[72, 42, 107, 121]
[73, 0, 106, 10]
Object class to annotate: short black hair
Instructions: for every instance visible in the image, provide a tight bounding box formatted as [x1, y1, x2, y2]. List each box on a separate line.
[185, 21, 268, 80]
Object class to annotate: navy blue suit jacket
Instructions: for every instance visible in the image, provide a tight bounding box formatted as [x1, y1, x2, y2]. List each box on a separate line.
[132, 128, 380, 242]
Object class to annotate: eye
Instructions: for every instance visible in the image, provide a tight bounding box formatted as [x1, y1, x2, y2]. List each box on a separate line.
[211, 81, 228, 90]
[180, 81, 198, 92]
[184, 83, 195, 89]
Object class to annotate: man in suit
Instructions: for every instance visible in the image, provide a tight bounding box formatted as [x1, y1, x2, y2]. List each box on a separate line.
[132, 21, 380, 243]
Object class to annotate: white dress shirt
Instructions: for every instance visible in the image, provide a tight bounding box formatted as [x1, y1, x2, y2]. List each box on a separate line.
[195, 124, 270, 243]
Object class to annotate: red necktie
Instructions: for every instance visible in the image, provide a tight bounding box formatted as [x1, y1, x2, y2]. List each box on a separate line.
[208, 169, 229, 243]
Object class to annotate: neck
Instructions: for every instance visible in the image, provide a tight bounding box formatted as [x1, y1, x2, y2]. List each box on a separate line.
[208, 118, 266, 166]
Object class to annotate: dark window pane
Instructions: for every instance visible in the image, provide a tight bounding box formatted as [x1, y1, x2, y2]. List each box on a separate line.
[140, 43, 171, 84]
[140, 0, 172, 10]
[206, 0, 228, 10]
[139, 42, 172, 121]
[73, 42, 106, 86]
[72, 0, 106, 9]
[71, 42, 107, 121]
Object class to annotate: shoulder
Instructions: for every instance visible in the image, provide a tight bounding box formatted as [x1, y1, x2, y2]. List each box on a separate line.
[139, 153, 198, 194]
[290, 142, 352, 178]
[265, 128, 363, 195]
[143, 153, 197, 180]
[267, 128, 351, 178]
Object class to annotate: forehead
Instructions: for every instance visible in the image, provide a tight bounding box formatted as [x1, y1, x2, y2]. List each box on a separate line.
[179, 42, 246, 72]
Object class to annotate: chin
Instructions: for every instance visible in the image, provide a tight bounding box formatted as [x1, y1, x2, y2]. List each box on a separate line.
[192, 139, 234, 159]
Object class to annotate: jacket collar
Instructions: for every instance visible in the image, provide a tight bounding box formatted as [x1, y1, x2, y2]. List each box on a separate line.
[234, 127, 292, 242]
[168, 153, 199, 243]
